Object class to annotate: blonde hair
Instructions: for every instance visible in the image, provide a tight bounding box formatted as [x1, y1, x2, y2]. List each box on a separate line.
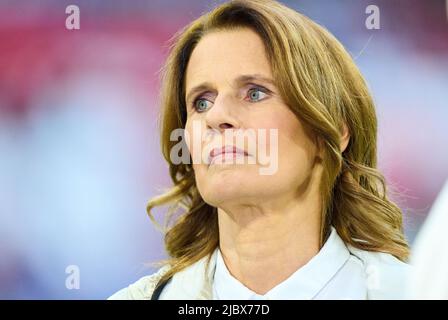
[147, 0, 409, 285]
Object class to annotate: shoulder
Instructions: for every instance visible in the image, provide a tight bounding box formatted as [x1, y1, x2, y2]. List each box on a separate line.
[108, 265, 171, 300]
[347, 245, 411, 299]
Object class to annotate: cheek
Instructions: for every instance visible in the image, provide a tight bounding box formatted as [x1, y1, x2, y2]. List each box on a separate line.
[184, 118, 206, 161]
[263, 109, 317, 171]
[185, 119, 208, 182]
[184, 120, 194, 154]
[282, 129, 317, 180]
[192, 163, 206, 184]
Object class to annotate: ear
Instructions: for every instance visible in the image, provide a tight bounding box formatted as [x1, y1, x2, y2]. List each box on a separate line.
[315, 135, 325, 160]
[340, 123, 350, 153]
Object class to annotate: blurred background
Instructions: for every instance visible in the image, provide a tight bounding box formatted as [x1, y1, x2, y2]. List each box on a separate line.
[0, 0, 447, 299]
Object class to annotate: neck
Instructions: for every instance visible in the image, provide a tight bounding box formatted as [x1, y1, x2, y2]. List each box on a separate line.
[217, 194, 321, 295]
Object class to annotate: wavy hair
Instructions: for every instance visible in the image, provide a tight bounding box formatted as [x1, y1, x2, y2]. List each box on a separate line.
[147, 0, 410, 285]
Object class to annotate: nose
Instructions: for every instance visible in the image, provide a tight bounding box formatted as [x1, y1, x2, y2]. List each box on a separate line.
[205, 94, 239, 132]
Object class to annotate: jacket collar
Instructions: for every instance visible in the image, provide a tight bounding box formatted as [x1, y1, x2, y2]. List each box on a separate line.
[160, 227, 350, 299]
[213, 226, 350, 299]
[159, 227, 410, 299]
[159, 249, 217, 299]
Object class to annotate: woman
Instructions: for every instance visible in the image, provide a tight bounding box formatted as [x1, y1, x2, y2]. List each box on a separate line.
[109, 0, 410, 300]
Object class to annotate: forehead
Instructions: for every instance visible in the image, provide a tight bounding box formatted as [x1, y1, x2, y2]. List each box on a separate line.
[185, 28, 272, 89]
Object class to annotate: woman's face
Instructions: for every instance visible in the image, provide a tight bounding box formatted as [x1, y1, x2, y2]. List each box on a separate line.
[184, 27, 321, 208]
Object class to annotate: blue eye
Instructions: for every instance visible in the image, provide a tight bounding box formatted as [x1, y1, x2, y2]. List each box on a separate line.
[194, 99, 212, 112]
[247, 87, 268, 102]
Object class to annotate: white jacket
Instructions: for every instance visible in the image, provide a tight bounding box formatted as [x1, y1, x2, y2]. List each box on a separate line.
[109, 232, 410, 300]
[408, 180, 448, 299]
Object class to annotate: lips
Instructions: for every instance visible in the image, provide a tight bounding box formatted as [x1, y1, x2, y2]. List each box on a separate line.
[208, 145, 249, 164]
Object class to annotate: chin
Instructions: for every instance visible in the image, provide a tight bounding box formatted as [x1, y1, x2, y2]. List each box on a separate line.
[199, 180, 251, 207]
[195, 165, 263, 204]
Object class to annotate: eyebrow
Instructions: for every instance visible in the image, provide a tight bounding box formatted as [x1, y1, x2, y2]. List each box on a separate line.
[185, 74, 277, 103]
